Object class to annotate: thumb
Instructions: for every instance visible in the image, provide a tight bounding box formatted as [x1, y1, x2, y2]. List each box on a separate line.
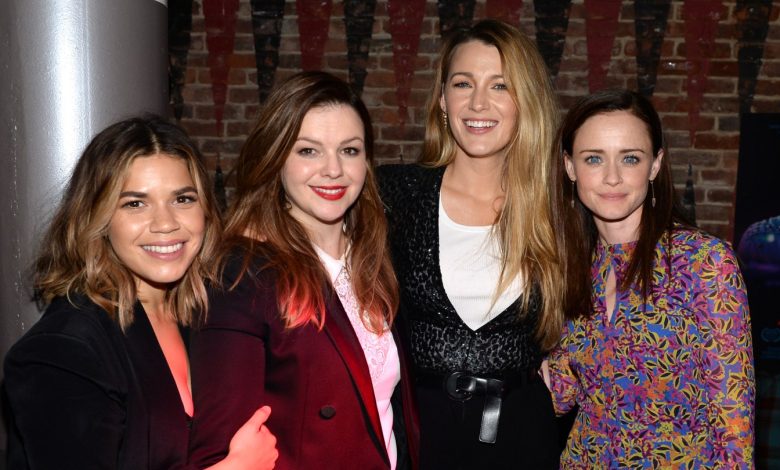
[245, 405, 272, 428]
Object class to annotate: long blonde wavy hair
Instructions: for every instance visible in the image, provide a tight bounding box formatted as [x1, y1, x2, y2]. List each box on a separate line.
[421, 19, 564, 350]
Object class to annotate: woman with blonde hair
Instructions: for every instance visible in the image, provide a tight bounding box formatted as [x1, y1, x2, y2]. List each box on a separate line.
[189, 71, 419, 469]
[378, 19, 564, 469]
[3, 115, 277, 469]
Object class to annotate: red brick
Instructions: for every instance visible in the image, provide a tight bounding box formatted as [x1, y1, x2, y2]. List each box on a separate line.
[694, 133, 740, 150]
[675, 42, 733, 60]
[182, 86, 213, 103]
[182, 120, 219, 138]
[695, 204, 733, 223]
[700, 169, 738, 186]
[229, 53, 257, 68]
[380, 124, 425, 141]
[228, 87, 260, 104]
[669, 150, 721, 168]
[175, 1, 771, 234]
[706, 188, 736, 204]
[233, 35, 255, 53]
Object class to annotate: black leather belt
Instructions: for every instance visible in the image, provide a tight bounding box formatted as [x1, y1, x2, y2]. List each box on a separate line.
[417, 369, 538, 444]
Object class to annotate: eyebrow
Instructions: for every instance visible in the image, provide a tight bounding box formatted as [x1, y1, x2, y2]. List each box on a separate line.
[118, 186, 198, 198]
[449, 71, 504, 81]
[577, 148, 648, 154]
[295, 136, 365, 146]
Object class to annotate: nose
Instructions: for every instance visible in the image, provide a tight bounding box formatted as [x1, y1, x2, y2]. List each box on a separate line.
[604, 160, 622, 186]
[321, 151, 344, 178]
[469, 85, 488, 112]
[150, 205, 180, 233]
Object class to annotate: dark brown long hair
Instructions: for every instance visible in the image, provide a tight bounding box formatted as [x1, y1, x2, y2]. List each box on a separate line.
[223, 71, 397, 333]
[553, 89, 692, 319]
[33, 115, 222, 329]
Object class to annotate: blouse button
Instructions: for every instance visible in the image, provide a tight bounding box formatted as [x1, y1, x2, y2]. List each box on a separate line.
[319, 405, 336, 419]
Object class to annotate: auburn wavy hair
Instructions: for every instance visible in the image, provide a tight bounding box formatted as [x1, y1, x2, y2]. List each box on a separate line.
[420, 19, 564, 350]
[222, 71, 398, 333]
[33, 115, 223, 329]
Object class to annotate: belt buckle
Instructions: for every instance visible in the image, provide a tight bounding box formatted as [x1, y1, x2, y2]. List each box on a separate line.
[444, 371, 475, 401]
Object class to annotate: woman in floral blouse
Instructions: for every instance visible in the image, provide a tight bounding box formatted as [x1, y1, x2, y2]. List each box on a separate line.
[547, 89, 754, 468]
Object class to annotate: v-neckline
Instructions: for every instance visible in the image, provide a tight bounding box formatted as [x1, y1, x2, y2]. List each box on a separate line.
[429, 168, 520, 333]
[131, 304, 193, 418]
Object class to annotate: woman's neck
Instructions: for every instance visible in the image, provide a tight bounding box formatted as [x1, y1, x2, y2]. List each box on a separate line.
[594, 209, 642, 245]
[441, 157, 505, 226]
[446, 155, 504, 200]
[309, 227, 348, 260]
[136, 283, 169, 321]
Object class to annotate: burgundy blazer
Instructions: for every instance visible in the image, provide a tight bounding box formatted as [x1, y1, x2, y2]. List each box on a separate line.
[189, 245, 419, 470]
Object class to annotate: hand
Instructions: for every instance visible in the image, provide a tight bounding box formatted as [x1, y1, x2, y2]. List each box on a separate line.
[212, 406, 278, 470]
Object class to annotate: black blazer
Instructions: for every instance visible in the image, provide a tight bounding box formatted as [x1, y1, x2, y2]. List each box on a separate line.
[376, 163, 544, 377]
[189, 244, 419, 470]
[3, 295, 195, 470]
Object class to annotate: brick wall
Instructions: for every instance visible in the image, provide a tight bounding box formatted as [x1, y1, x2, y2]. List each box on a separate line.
[174, 0, 780, 242]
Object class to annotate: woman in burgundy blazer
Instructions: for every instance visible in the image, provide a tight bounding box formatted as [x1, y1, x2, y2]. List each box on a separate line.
[189, 72, 419, 470]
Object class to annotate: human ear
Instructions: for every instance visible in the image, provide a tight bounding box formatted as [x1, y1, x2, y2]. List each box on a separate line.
[650, 148, 664, 180]
[563, 152, 576, 182]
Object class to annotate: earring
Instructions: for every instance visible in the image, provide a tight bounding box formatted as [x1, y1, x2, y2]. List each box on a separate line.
[650, 179, 656, 208]
[442, 111, 448, 129]
[570, 180, 575, 208]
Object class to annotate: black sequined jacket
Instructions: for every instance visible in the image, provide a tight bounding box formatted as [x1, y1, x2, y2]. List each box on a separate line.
[377, 163, 544, 379]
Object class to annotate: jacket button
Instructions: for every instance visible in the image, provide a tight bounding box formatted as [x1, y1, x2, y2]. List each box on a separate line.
[319, 405, 336, 419]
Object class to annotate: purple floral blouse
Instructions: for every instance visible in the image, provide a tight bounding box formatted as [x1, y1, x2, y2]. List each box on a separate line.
[549, 228, 755, 468]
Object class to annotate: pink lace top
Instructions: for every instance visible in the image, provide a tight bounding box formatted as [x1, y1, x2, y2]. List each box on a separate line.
[316, 245, 401, 469]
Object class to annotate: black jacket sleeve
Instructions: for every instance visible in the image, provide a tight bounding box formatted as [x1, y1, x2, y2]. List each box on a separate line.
[4, 317, 129, 470]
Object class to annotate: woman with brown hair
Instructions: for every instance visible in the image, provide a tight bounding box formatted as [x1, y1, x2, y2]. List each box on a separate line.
[377, 19, 564, 469]
[3, 115, 277, 469]
[189, 71, 418, 470]
[547, 89, 753, 467]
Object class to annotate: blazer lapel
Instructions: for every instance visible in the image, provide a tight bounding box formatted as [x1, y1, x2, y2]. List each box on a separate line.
[322, 290, 388, 464]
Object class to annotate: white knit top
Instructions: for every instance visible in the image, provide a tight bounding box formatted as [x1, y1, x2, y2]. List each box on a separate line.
[438, 197, 522, 330]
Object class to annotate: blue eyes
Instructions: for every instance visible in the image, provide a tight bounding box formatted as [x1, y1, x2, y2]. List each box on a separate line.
[451, 81, 507, 90]
[583, 155, 641, 165]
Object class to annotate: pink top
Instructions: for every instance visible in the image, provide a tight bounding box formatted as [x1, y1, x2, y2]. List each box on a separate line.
[316, 245, 401, 469]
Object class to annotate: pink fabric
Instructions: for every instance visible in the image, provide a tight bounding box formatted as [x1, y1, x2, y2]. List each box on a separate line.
[317, 246, 401, 469]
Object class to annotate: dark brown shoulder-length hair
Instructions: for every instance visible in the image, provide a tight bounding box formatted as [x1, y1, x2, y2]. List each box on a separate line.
[552, 89, 692, 319]
[223, 71, 398, 333]
[33, 115, 223, 329]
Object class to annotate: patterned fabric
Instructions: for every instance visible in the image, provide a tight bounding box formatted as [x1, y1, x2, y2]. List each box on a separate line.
[548, 228, 755, 468]
[333, 266, 395, 381]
